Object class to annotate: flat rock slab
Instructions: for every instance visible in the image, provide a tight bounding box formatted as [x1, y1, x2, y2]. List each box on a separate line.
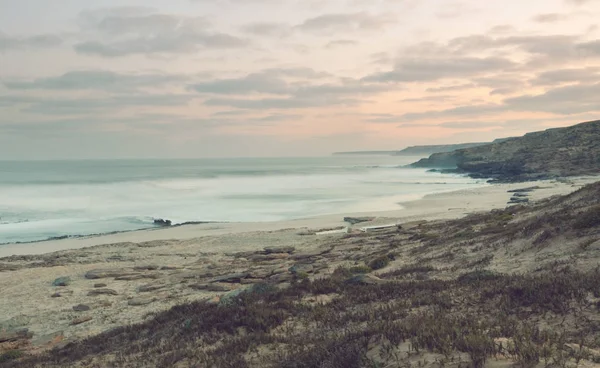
[289, 264, 314, 274]
[72, 304, 91, 312]
[264, 246, 295, 254]
[85, 268, 136, 279]
[344, 216, 375, 225]
[249, 253, 290, 261]
[190, 283, 238, 292]
[128, 297, 156, 306]
[71, 316, 92, 325]
[137, 283, 166, 292]
[87, 288, 118, 296]
[94, 283, 107, 288]
[209, 273, 249, 283]
[133, 265, 160, 270]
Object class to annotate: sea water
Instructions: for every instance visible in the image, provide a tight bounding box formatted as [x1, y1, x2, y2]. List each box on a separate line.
[0, 156, 486, 244]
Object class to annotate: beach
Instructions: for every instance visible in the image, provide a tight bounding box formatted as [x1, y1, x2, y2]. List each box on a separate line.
[1, 175, 598, 354]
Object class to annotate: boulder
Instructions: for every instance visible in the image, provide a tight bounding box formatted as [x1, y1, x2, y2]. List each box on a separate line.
[128, 297, 156, 306]
[71, 316, 92, 325]
[85, 268, 136, 279]
[153, 219, 172, 227]
[72, 304, 91, 312]
[87, 288, 118, 296]
[264, 246, 295, 254]
[52, 276, 71, 287]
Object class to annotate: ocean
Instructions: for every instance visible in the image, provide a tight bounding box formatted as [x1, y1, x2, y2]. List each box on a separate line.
[0, 156, 486, 244]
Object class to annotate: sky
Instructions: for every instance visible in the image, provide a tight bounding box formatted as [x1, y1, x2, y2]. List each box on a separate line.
[1, 0, 599, 159]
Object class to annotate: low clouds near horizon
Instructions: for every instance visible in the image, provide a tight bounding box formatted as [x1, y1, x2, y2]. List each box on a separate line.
[1, 0, 600, 158]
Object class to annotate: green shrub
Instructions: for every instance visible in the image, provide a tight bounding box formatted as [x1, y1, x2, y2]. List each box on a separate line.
[348, 265, 372, 274]
[0, 350, 24, 363]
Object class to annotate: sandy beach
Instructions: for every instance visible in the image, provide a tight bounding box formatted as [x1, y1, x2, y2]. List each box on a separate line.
[1, 175, 598, 355]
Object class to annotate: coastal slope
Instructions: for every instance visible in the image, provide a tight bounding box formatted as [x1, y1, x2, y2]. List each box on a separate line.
[412, 119, 600, 182]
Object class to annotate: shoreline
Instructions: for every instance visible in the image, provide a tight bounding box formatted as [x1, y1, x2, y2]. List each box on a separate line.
[2, 175, 597, 258]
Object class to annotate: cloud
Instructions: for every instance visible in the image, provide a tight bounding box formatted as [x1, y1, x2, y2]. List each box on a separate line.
[205, 96, 358, 109]
[190, 68, 329, 95]
[3, 70, 184, 91]
[504, 83, 600, 114]
[532, 13, 568, 23]
[74, 8, 248, 57]
[0, 32, 62, 51]
[426, 83, 477, 92]
[530, 67, 600, 85]
[240, 22, 290, 37]
[577, 40, 600, 55]
[325, 39, 359, 48]
[192, 67, 390, 109]
[2, 93, 195, 115]
[364, 57, 515, 82]
[295, 12, 395, 33]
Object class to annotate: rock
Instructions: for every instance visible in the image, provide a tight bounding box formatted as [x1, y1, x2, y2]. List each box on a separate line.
[72, 304, 91, 312]
[52, 276, 71, 287]
[344, 216, 375, 225]
[128, 297, 156, 306]
[87, 288, 118, 296]
[115, 274, 145, 281]
[137, 283, 166, 292]
[209, 273, 249, 283]
[153, 218, 172, 227]
[512, 193, 529, 197]
[85, 268, 136, 279]
[94, 283, 107, 288]
[51, 290, 74, 298]
[269, 272, 294, 283]
[189, 283, 237, 292]
[291, 248, 331, 261]
[0, 328, 32, 343]
[508, 197, 530, 204]
[264, 246, 295, 254]
[240, 278, 261, 285]
[133, 265, 159, 271]
[346, 274, 389, 285]
[161, 265, 184, 270]
[507, 186, 540, 193]
[248, 253, 290, 261]
[70, 316, 92, 325]
[249, 268, 272, 279]
[289, 263, 314, 275]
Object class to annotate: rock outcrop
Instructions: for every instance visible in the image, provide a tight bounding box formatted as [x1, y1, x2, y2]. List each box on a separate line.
[411, 120, 600, 182]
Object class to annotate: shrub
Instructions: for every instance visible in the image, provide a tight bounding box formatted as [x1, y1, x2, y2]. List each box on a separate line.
[574, 205, 600, 229]
[0, 350, 24, 363]
[369, 256, 391, 270]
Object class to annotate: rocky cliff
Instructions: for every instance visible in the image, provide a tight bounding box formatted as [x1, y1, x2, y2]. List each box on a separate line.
[412, 119, 600, 182]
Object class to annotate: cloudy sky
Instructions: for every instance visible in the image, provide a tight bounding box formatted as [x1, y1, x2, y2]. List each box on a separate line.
[1, 0, 599, 159]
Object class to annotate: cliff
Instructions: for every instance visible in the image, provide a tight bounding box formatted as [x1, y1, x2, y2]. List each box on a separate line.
[412, 119, 600, 182]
